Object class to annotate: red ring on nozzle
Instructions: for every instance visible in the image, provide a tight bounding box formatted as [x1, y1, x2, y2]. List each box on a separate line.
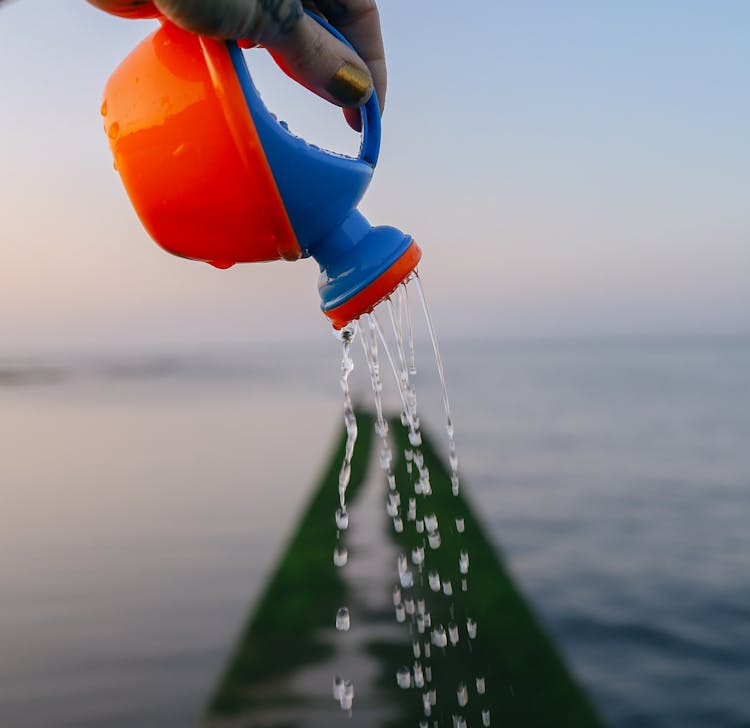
[324, 240, 422, 329]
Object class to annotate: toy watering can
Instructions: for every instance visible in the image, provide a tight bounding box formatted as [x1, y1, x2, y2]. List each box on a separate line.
[100, 7, 421, 328]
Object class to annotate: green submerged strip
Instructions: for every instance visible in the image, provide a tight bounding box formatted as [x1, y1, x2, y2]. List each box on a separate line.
[204, 411, 602, 726]
[206, 413, 375, 716]
[382, 417, 603, 727]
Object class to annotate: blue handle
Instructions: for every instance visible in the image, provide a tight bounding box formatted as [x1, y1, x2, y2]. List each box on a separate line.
[305, 9, 381, 167]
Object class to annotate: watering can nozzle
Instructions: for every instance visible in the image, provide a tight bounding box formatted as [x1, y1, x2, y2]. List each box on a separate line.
[101, 13, 420, 328]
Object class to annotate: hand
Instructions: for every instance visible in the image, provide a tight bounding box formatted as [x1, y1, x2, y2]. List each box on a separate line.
[87, 0, 386, 130]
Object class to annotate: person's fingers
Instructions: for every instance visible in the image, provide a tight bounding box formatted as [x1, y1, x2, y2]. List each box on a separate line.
[312, 0, 386, 114]
[91, 0, 378, 131]
[265, 10, 374, 123]
[153, 0, 303, 40]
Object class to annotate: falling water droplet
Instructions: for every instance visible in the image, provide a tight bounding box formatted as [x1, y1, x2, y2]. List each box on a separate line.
[424, 513, 438, 533]
[393, 585, 402, 605]
[405, 597, 416, 615]
[467, 618, 478, 638]
[400, 570, 414, 588]
[443, 580, 453, 596]
[428, 571, 441, 591]
[455, 517, 465, 533]
[340, 680, 354, 711]
[332, 675, 344, 701]
[422, 692, 432, 717]
[431, 625, 448, 648]
[333, 545, 348, 567]
[396, 666, 412, 689]
[448, 622, 460, 646]
[412, 546, 425, 565]
[476, 676, 486, 694]
[335, 507, 349, 530]
[425, 665, 432, 682]
[482, 708, 491, 726]
[457, 682, 468, 707]
[336, 607, 350, 632]
[413, 640, 421, 658]
[428, 531, 442, 550]
[416, 518, 425, 533]
[393, 517, 404, 533]
[459, 550, 470, 574]
[413, 661, 425, 688]
[395, 603, 406, 623]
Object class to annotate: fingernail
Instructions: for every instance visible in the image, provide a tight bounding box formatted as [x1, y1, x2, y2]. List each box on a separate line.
[327, 62, 372, 106]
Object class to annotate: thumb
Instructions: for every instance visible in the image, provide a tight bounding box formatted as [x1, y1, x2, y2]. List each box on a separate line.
[265, 12, 373, 123]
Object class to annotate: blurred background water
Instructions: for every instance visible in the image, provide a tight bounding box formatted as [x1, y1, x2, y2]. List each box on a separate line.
[1, 335, 748, 727]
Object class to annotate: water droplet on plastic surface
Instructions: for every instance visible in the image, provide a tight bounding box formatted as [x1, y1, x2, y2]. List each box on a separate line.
[108, 122, 120, 140]
[100, 100, 107, 116]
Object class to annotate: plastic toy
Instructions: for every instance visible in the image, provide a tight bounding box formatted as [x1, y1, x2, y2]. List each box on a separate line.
[101, 9, 421, 328]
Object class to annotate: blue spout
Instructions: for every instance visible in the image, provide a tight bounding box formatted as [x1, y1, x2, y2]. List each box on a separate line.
[312, 210, 413, 312]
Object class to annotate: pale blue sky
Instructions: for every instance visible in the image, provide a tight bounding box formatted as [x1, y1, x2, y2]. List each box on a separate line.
[1, 1, 748, 353]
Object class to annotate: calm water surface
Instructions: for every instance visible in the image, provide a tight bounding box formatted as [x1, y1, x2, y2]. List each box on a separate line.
[1, 338, 748, 727]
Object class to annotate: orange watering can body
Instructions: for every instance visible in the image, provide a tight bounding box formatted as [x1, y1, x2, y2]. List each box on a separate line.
[101, 12, 421, 328]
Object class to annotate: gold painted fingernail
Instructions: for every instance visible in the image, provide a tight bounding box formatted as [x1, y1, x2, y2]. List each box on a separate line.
[327, 62, 372, 106]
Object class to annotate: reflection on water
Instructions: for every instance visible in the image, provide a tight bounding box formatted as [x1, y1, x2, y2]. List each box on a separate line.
[1, 338, 749, 727]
